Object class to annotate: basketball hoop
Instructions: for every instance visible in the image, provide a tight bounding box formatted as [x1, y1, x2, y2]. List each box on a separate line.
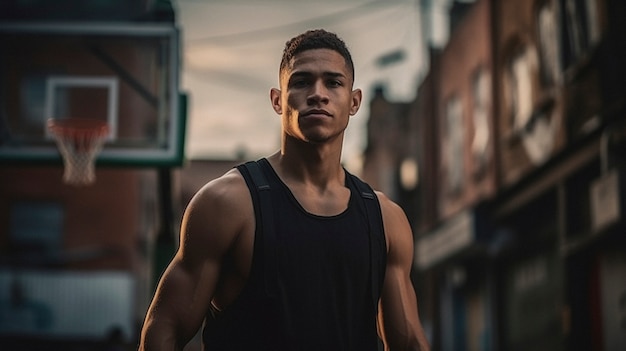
[47, 118, 109, 186]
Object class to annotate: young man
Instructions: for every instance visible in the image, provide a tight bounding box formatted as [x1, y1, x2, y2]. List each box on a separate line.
[139, 29, 430, 351]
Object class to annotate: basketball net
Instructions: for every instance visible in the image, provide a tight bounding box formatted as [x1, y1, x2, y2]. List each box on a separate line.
[47, 118, 109, 186]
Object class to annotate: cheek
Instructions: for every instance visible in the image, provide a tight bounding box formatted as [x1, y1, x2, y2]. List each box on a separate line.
[286, 92, 302, 108]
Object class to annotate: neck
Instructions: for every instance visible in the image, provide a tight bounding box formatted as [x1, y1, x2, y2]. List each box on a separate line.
[268, 135, 345, 188]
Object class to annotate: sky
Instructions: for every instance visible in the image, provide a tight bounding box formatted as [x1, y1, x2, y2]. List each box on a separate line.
[176, 0, 432, 172]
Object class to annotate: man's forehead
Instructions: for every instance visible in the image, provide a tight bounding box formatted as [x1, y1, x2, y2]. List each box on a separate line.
[283, 49, 351, 78]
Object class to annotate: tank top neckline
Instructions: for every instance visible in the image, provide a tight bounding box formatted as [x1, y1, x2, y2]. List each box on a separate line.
[259, 158, 355, 219]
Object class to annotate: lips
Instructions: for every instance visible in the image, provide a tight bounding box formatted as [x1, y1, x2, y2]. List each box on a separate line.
[302, 109, 332, 117]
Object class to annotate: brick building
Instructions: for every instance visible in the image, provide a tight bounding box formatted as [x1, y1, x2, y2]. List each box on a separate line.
[362, 0, 626, 349]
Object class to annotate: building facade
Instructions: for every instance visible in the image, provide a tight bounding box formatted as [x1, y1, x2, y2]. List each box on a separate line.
[363, 0, 626, 349]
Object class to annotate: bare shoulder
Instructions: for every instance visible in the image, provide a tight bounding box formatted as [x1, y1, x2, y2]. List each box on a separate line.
[374, 190, 413, 261]
[188, 167, 250, 212]
[179, 167, 253, 261]
[374, 190, 410, 232]
[374, 191, 406, 221]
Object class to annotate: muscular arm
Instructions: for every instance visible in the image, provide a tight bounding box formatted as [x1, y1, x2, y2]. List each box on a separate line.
[139, 170, 251, 351]
[377, 192, 431, 351]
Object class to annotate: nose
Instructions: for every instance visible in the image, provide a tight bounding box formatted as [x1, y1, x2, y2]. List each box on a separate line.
[307, 81, 329, 105]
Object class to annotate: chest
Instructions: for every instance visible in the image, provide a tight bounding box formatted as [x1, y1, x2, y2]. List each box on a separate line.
[273, 212, 369, 263]
[268, 202, 371, 296]
[286, 184, 351, 217]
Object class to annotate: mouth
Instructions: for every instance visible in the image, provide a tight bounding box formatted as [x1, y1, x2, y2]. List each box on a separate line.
[301, 109, 332, 118]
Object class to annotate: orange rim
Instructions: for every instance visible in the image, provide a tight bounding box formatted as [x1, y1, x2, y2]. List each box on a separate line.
[47, 118, 109, 138]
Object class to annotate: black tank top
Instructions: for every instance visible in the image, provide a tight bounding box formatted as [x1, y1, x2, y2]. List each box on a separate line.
[203, 159, 386, 350]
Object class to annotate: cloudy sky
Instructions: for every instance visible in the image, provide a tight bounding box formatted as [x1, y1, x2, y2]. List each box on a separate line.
[176, 0, 433, 171]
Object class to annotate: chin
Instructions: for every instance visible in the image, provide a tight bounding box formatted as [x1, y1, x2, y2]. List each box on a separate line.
[304, 133, 340, 145]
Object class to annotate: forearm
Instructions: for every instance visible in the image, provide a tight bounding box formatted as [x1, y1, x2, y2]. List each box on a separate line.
[379, 270, 431, 351]
[381, 309, 431, 351]
[405, 330, 431, 351]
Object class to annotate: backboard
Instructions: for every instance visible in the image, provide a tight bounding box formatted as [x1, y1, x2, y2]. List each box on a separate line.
[0, 22, 186, 167]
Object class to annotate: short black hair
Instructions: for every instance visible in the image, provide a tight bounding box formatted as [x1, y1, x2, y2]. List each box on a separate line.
[279, 29, 355, 81]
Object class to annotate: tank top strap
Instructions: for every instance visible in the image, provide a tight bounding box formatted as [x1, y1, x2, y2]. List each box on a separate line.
[345, 171, 387, 313]
[237, 159, 279, 297]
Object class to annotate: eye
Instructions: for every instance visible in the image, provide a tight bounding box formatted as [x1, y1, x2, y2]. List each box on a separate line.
[327, 80, 342, 88]
[290, 79, 310, 88]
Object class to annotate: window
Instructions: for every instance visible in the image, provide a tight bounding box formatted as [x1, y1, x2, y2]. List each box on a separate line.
[560, 0, 601, 69]
[508, 46, 535, 135]
[537, 1, 562, 86]
[471, 68, 491, 178]
[505, 43, 556, 165]
[443, 96, 464, 194]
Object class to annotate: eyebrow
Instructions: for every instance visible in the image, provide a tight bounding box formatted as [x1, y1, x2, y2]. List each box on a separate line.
[289, 71, 347, 79]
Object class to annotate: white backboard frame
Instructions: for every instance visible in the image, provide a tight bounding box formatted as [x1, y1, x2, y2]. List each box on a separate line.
[44, 76, 119, 141]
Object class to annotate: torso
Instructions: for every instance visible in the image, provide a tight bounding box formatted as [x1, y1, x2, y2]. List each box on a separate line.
[210, 160, 351, 311]
[203, 158, 383, 350]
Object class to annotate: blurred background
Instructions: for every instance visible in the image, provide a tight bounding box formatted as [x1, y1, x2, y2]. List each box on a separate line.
[1, 0, 625, 350]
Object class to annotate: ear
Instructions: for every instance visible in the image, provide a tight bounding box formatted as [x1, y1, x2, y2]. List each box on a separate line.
[270, 88, 282, 115]
[350, 88, 362, 116]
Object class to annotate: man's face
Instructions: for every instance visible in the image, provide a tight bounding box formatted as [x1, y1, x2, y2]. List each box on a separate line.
[271, 48, 362, 144]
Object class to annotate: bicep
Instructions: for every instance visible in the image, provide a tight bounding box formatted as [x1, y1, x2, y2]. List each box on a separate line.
[377, 194, 427, 350]
[142, 208, 226, 348]
[142, 175, 247, 348]
[143, 254, 219, 345]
